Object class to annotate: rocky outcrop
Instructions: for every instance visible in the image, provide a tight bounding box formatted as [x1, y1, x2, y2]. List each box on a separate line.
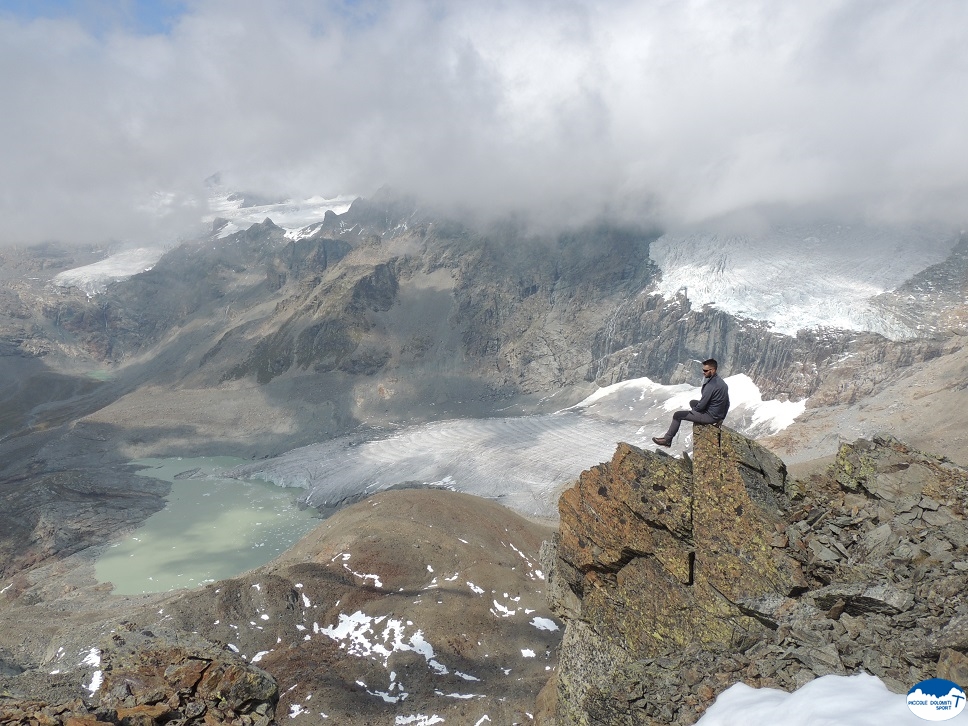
[97, 629, 277, 725]
[0, 629, 277, 725]
[544, 427, 968, 725]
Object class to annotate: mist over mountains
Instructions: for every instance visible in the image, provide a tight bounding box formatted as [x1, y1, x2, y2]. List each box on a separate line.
[3, 2, 968, 723]
[3, 1, 968, 246]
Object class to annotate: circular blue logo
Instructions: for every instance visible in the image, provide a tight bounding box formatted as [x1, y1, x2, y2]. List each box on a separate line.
[907, 678, 967, 721]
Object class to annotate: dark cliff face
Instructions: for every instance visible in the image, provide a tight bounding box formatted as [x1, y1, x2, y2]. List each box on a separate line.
[543, 428, 968, 725]
[219, 261, 399, 383]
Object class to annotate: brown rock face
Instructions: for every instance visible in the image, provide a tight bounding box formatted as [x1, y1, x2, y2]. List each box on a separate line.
[545, 429, 968, 726]
[555, 426, 803, 661]
[549, 426, 804, 724]
[98, 630, 278, 725]
[0, 630, 277, 726]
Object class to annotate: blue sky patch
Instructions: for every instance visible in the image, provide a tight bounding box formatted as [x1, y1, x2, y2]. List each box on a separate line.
[0, 0, 187, 35]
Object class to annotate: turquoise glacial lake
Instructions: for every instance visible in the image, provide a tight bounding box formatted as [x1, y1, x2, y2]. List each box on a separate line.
[95, 457, 320, 596]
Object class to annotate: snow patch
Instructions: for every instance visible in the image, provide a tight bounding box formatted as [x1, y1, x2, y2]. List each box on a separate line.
[395, 715, 445, 725]
[491, 600, 516, 618]
[289, 704, 307, 718]
[695, 672, 933, 725]
[319, 611, 449, 675]
[333, 552, 383, 588]
[530, 617, 559, 632]
[85, 670, 103, 694]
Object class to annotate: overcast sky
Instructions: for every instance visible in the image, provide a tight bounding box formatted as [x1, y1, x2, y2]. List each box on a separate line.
[1, 0, 967, 245]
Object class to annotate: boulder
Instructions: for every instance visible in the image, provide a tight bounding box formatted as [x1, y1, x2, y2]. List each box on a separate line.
[549, 425, 806, 724]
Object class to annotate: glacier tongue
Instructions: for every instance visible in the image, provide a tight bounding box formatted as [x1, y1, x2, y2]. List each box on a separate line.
[53, 247, 165, 297]
[649, 223, 956, 339]
[226, 374, 804, 520]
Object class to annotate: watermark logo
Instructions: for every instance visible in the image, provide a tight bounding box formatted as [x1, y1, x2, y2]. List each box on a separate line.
[907, 678, 966, 721]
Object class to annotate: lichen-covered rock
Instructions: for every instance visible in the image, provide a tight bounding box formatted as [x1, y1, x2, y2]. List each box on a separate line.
[544, 427, 968, 725]
[0, 630, 277, 726]
[549, 425, 805, 724]
[98, 629, 277, 724]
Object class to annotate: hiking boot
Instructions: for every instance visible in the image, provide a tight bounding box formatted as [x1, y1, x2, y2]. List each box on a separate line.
[652, 436, 672, 447]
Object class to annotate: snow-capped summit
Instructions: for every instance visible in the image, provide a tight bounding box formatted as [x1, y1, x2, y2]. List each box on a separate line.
[205, 188, 356, 240]
[52, 184, 357, 296]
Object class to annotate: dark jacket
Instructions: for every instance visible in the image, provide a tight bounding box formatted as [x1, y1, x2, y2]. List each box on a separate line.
[693, 373, 730, 421]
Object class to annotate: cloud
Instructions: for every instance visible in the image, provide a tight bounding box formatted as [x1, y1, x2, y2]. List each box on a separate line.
[1, 0, 967, 244]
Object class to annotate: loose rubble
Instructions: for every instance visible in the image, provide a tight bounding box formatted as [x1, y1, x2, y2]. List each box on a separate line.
[0, 629, 277, 725]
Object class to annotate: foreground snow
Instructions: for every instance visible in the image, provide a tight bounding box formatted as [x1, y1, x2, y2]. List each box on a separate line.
[650, 223, 956, 339]
[228, 374, 804, 519]
[697, 673, 968, 725]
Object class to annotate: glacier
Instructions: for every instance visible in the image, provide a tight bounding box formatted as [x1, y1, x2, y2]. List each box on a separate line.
[53, 247, 165, 296]
[649, 223, 957, 339]
[226, 374, 805, 519]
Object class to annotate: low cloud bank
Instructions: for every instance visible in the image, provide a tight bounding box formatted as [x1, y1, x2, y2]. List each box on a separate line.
[3, 1, 968, 244]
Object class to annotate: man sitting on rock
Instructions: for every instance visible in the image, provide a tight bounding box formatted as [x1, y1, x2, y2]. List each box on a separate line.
[652, 358, 730, 447]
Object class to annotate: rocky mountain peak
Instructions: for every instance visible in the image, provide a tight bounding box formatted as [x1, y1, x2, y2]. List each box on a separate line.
[542, 426, 968, 725]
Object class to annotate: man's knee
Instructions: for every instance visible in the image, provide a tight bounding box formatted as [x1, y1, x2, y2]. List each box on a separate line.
[673, 410, 690, 422]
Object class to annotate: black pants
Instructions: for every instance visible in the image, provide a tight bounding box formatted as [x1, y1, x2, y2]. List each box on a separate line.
[664, 401, 721, 439]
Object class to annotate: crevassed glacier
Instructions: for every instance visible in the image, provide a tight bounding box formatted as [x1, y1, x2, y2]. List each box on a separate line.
[649, 223, 956, 339]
